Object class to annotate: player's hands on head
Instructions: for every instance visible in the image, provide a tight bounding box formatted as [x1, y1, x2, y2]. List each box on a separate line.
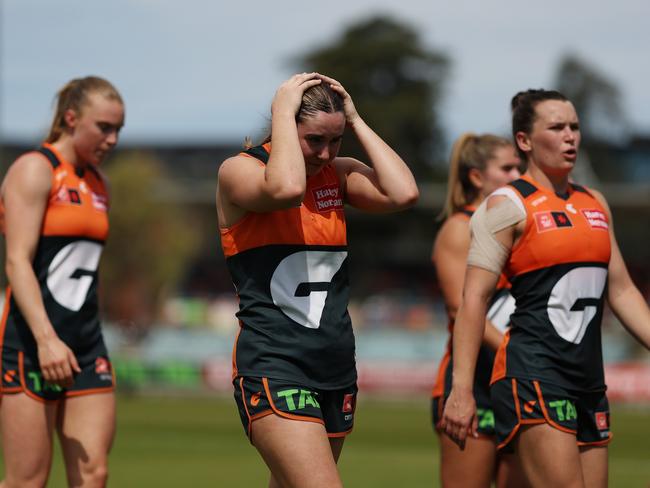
[272, 72, 322, 118]
[316, 73, 360, 126]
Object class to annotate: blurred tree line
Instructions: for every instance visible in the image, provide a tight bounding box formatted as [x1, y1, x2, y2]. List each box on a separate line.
[99, 152, 201, 329]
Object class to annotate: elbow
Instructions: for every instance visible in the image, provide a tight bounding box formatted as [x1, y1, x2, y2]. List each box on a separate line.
[269, 183, 306, 207]
[392, 186, 419, 209]
[4, 254, 33, 285]
[4, 257, 18, 284]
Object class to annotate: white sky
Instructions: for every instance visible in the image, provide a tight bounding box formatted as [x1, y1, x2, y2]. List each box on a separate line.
[2, 0, 649, 146]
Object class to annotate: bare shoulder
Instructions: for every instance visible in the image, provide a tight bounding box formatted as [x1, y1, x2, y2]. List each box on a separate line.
[218, 154, 264, 183]
[441, 213, 470, 236]
[2, 152, 53, 195]
[9, 151, 53, 173]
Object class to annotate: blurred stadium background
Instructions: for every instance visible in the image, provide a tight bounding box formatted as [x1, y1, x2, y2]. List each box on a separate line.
[1, 14, 648, 488]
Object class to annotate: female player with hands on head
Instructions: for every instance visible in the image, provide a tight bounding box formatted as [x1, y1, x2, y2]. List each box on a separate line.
[216, 72, 418, 488]
[1, 76, 124, 487]
[431, 133, 525, 487]
[441, 89, 650, 488]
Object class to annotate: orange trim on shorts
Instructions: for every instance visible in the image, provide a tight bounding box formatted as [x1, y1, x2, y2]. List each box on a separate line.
[238, 377, 254, 438]
[533, 380, 577, 435]
[262, 377, 325, 426]
[328, 427, 353, 439]
[520, 419, 545, 425]
[15, 351, 114, 402]
[577, 434, 612, 447]
[250, 410, 274, 423]
[18, 351, 50, 404]
[237, 377, 274, 445]
[67, 360, 116, 398]
[431, 346, 450, 398]
[65, 386, 114, 398]
[0, 387, 22, 393]
[497, 378, 522, 450]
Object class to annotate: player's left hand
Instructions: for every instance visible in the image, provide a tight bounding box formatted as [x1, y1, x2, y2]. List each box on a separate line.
[316, 73, 361, 127]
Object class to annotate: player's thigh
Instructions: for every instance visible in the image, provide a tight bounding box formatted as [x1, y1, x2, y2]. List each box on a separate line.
[438, 431, 496, 488]
[495, 452, 530, 488]
[0, 393, 57, 485]
[56, 392, 116, 468]
[253, 413, 343, 488]
[516, 423, 583, 488]
[579, 445, 607, 488]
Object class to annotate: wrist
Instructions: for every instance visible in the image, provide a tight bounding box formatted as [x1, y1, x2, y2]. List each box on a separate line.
[271, 102, 299, 118]
[33, 326, 57, 345]
[347, 115, 363, 129]
[451, 372, 474, 392]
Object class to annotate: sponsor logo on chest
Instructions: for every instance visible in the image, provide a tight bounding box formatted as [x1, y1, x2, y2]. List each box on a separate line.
[92, 192, 108, 211]
[312, 184, 344, 212]
[54, 186, 82, 205]
[53, 185, 107, 211]
[533, 211, 573, 232]
[581, 209, 609, 230]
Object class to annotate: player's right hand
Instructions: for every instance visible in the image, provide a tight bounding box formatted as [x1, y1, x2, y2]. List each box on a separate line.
[271, 72, 322, 117]
[37, 336, 81, 388]
[439, 386, 479, 450]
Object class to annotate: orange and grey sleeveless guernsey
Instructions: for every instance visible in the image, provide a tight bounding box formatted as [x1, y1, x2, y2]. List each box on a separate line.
[432, 207, 515, 399]
[491, 175, 611, 392]
[1, 144, 109, 357]
[221, 144, 355, 389]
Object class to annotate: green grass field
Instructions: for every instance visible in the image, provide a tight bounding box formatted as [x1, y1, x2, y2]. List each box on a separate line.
[1, 394, 649, 487]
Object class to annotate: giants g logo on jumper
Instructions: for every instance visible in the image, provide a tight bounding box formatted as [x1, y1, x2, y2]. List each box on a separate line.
[312, 184, 344, 213]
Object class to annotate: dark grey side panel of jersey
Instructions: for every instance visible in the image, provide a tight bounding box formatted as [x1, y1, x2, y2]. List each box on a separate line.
[4, 236, 104, 354]
[508, 261, 608, 391]
[228, 244, 356, 388]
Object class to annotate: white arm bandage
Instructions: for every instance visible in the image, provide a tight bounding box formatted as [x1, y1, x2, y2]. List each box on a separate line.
[467, 197, 526, 275]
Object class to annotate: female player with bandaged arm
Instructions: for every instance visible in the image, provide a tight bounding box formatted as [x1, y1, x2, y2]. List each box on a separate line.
[441, 89, 650, 488]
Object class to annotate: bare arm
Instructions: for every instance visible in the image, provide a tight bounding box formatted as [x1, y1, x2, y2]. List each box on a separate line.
[439, 265, 501, 447]
[593, 191, 650, 348]
[217, 73, 322, 226]
[2, 153, 80, 386]
[440, 195, 520, 448]
[318, 74, 418, 213]
[433, 215, 505, 350]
